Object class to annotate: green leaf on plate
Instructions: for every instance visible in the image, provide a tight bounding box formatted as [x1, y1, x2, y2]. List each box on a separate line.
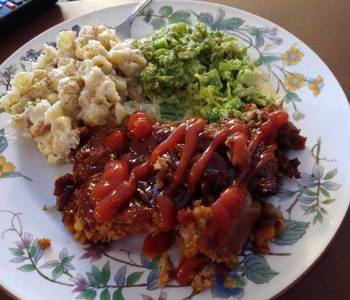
[150, 17, 166, 30]
[313, 211, 323, 224]
[320, 207, 328, 215]
[216, 17, 244, 30]
[61, 255, 74, 266]
[18, 264, 35, 272]
[52, 264, 64, 280]
[274, 220, 310, 246]
[323, 168, 337, 180]
[235, 275, 246, 288]
[126, 271, 144, 286]
[255, 55, 281, 66]
[322, 198, 336, 205]
[246, 26, 265, 47]
[168, 10, 192, 25]
[29, 241, 38, 257]
[283, 90, 302, 103]
[10, 248, 25, 256]
[78, 289, 97, 300]
[320, 187, 331, 198]
[243, 254, 278, 284]
[100, 288, 111, 300]
[143, 9, 154, 23]
[301, 187, 317, 197]
[198, 12, 214, 27]
[87, 265, 104, 287]
[112, 288, 125, 300]
[159, 6, 173, 17]
[255, 31, 264, 48]
[100, 262, 111, 286]
[214, 8, 225, 24]
[301, 204, 317, 215]
[86, 273, 99, 288]
[247, 26, 258, 36]
[20, 62, 27, 71]
[150, 257, 160, 269]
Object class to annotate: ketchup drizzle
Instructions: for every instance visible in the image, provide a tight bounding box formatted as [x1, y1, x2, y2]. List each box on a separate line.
[188, 128, 230, 195]
[93, 111, 289, 232]
[171, 118, 205, 191]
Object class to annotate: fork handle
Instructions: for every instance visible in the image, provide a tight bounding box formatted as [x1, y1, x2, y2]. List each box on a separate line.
[130, 0, 153, 19]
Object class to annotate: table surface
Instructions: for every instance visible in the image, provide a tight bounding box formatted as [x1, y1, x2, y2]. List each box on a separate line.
[1, 1, 350, 299]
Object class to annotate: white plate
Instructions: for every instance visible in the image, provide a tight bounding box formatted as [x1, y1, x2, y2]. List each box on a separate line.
[1, 1, 350, 299]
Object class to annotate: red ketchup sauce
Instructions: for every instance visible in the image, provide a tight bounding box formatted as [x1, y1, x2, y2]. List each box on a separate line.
[209, 184, 248, 246]
[104, 130, 126, 152]
[177, 209, 196, 226]
[150, 122, 188, 164]
[248, 111, 288, 153]
[187, 128, 230, 195]
[205, 111, 288, 247]
[91, 160, 129, 202]
[127, 112, 154, 139]
[94, 116, 205, 223]
[142, 232, 175, 259]
[156, 194, 177, 231]
[226, 131, 250, 176]
[93, 110, 289, 253]
[175, 256, 207, 285]
[154, 118, 206, 230]
[171, 119, 205, 190]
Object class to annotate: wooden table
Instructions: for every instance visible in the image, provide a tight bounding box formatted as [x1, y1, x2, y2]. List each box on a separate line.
[1, 1, 350, 299]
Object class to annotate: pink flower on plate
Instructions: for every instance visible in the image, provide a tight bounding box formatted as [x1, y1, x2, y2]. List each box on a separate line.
[71, 273, 88, 293]
[80, 243, 114, 262]
[15, 232, 33, 249]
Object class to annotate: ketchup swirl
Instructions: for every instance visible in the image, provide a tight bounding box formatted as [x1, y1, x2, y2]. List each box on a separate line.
[150, 122, 188, 164]
[248, 111, 289, 153]
[93, 111, 289, 230]
[94, 117, 205, 223]
[188, 128, 230, 195]
[171, 119, 205, 190]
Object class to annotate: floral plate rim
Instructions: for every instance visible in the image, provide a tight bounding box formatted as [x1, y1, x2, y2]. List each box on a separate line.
[1, 1, 350, 300]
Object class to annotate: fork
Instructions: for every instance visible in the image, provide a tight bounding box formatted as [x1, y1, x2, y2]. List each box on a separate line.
[113, 0, 153, 40]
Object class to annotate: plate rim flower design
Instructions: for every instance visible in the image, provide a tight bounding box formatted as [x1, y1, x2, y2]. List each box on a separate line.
[0, 1, 350, 300]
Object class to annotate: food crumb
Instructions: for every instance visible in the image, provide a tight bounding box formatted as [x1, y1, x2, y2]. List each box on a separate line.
[37, 238, 51, 249]
[154, 155, 169, 171]
[224, 276, 236, 289]
[159, 253, 172, 288]
[42, 204, 57, 212]
[191, 266, 215, 293]
[193, 205, 212, 230]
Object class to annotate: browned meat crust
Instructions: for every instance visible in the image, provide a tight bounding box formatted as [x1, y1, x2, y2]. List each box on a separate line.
[55, 106, 305, 272]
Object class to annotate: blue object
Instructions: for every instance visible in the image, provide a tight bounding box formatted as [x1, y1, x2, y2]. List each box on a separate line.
[11, 0, 23, 5]
[0, 5, 11, 17]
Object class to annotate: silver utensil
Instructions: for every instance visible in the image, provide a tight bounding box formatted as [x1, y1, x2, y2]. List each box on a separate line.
[113, 0, 153, 40]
